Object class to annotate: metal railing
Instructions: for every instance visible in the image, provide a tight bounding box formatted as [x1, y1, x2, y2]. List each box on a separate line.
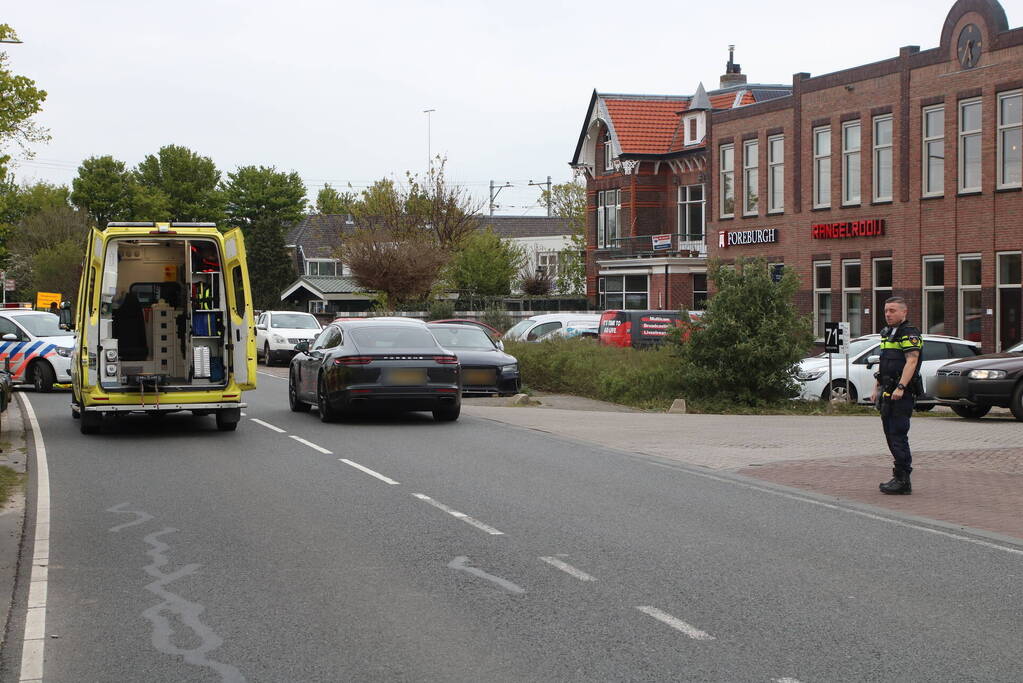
[605, 234, 707, 258]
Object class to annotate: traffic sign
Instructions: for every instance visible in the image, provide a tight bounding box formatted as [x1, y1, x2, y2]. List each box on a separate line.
[824, 321, 850, 354]
[4, 279, 14, 292]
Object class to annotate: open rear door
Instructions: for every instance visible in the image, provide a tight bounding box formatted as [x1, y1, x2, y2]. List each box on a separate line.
[74, 229, 105, 393]
[222, 228, 256, 391]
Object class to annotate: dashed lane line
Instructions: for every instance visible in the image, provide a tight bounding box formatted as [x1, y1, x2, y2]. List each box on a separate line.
[250, 418, 286, 433]
[18, 393, 50, 682]
[289, 435, 332, 454]
[339, 459, 400, 485]
[257, 370, 286, 379]
[412, 494, 504, 535]
[539, 556, 597, 582]
[635, 606, 715, 641]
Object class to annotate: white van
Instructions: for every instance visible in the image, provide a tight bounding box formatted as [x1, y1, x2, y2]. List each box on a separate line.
[502, 313, 601, 342]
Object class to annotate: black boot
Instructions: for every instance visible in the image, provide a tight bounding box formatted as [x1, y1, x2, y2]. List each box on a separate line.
[879, 467, 912, 495]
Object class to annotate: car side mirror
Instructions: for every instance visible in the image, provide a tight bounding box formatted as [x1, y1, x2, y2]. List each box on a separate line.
[256, 324, 266, 331]
[866, 354, 880, 369]
[1, 333, 16, 342]
[294, 341, 309, 354]
[496, 340, 505, 351]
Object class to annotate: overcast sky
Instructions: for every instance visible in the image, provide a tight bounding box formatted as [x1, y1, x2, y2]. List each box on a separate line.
[5, 0, 1021, 215]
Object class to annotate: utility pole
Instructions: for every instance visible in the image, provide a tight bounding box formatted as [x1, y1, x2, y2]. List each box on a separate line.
[423, 109, 435, 178]
[489, 180, 513, 216]
[528, 176, 553, 216]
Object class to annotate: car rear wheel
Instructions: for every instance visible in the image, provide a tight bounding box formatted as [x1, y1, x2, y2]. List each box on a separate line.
[1010, 383, 1023, 422]
[80, 411, 102, 434]
[821, 380, 856, 403]
[433, 403, 460, 422]
[951, 404, 991, 419]
[318, 376, 339, 423]
[31, 361, 56, 393]
[216, 408, 240, 431]
[289, 370, 311, 413]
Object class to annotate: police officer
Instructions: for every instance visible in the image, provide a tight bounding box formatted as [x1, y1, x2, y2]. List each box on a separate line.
[870, 296, 923, 495]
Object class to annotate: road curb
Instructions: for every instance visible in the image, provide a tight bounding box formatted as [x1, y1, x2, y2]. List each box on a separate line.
[0, 395, 29, 654]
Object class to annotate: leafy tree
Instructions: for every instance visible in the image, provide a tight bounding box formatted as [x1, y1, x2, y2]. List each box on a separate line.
[31, 238, 83, 306]
[340, 228, 448, 308]
[0, 24, 49, 177]
[0, 181, 69, 264]
[134, 144, 224, 222]
[448, 229, 524, 298]
[70, 155, 134, 227]
[540, 179, 586, 294]
[6, 205, 90, 305]
[244, 217, 298, 310]
[9, 204, 89, 256]
[222, 165, 307, 232]
[315, 183, 357, 215]
[671, 257, 814, 406]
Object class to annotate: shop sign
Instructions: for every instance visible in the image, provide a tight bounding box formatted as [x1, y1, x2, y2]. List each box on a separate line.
[811, 218, 886, 240]
[718, 228, 779, 248]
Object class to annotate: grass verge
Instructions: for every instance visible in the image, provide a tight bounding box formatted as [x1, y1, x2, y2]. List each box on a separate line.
[0, 465, 24, 507]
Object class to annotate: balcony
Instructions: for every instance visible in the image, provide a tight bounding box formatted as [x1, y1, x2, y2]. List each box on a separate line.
[605, 234, 707, 258]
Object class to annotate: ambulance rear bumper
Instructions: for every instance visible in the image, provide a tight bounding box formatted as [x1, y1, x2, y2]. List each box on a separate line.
[80, 402, 246, 413]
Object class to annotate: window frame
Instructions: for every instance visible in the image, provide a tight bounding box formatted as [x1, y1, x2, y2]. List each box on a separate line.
[692, 273, 708, 310]
[958, 253, 983, 341]
[767, 134, 784, 213]
[922, 105, 945, 198]
[958, 98, 983, 193]
[922, 255, 945, 336]
[997, 90, 1022, 189]
[743, 138, 759, 216]
[596, 190, 606, 249]
[720, 144, 735, 218]
[305, 259, 339, 277]
[813, 260, 832, 339]
[872, 115, 894, 202]
[677, 184, 705, 242]
[842, 259, 862, 338]
[604, 130, 614, 171]
[841, 120, 861, 206]
[996, 250, 1022, 351]
[872, 257, 893, 333]
[813, 126, 832, 209]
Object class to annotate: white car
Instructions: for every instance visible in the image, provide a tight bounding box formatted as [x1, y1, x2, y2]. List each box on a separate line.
[256, 311, 322, 366]
[795, 333, 981, 406]
[0, 310, 74, 391]
[503, 313, 602, 342]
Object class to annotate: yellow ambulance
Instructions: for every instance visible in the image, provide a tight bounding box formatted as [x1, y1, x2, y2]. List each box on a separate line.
[71, 222, 256, 434]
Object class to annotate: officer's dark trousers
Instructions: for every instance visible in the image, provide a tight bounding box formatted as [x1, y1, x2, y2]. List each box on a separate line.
[881, 395, 914, 472]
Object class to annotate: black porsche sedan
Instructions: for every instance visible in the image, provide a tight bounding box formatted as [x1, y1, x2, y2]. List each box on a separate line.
[289, 318, 461, 422]
[930, 340, 1023, 420]
[427, 323, 520, 396]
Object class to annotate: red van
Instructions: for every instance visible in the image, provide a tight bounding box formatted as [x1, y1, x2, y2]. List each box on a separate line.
[598, 310, 703, 348]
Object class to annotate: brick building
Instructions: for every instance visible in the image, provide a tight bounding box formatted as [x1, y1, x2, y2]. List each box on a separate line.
[709, 0, 1023, 353]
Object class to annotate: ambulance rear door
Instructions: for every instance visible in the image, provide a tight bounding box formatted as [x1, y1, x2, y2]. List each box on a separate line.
[222, 229, 256, 391]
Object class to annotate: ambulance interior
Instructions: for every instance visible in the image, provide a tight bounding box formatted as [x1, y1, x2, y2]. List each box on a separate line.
[99, 238, 228, 390]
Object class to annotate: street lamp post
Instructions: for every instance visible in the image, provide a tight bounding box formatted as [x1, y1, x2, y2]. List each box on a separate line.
[423, 109, 435, 178]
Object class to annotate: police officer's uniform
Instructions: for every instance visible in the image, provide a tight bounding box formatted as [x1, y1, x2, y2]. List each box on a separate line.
[877, 322, 923, 494]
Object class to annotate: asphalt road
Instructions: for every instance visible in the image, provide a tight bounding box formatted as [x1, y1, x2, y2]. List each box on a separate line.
[3, 373, 1022, 682]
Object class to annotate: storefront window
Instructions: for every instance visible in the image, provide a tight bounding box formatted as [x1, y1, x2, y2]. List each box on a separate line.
[923, 106, 945, 197]
[814, 127, 831, 208]
[873, 116, 893, 202]
[923, 256, 945, 335]
[959, 99, 982, 192]
[873, 257, 892, 332]
[843, 260, 862, 338]
[842, 121, 861, 205]
[997, 252, 1021, 350]
[814, 261, 832, 338]
[959, 255, 982, 342]
[997, 91, 1022, 189]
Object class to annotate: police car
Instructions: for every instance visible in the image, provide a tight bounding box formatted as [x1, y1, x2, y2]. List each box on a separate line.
[0, 309, 74, 392]
[795, 333, 979, 406]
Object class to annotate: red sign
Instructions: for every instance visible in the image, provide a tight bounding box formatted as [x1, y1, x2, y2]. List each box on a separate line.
[811, 219, 886, 239]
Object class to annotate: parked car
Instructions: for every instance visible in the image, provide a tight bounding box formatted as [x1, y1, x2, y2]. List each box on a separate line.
[289, 318, 461, 422]
[427, 323, 520, 395]
[795, 333, 980, 406]
[930, 340, 1023, 420]
[598, 309, 703, 348]
[256, 311, 322, 366]
[427, 318, 502, 342]
[0, 310, 74, 392]
[502, 313, 602, 343]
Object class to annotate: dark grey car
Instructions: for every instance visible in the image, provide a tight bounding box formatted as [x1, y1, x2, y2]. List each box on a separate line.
[288, 319, 461, 422]
[427, 323, 520, 396]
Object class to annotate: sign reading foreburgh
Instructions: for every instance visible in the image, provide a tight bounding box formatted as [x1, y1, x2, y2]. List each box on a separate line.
[718, 228, 779, 248]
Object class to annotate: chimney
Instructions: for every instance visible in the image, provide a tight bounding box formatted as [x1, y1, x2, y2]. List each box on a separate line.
[720, 45, 747, 89]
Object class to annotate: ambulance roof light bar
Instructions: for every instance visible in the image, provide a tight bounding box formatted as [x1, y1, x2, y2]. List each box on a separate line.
[106, 221, 155, 228]
[170, 222, 217, 228]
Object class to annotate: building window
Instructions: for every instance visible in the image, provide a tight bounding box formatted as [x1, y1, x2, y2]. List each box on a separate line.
[692, 273, 708, 310]
[997, 91, 1022, 189]
[743, 139, 759, 216]
[997, 252, 1021, 350]
[604, 130, 613, 171]
[677, 184, 705, 242]
[873, 115, 893, 202]
[596, 191, 606, 248]
[923, 256, 945, 335]
[767, 135, 784, 213]
[873, 257, 892, 332]
[922, 105, 945, 197]
[842, 260, 862, 338]
[309, 300, 326, 314]
[601, 275, 648, 310]
[814, 261, 832, 338]
[959, 98, 982, 192]
[537, 250, 560, 279]
[958, 254, 982, 342]
[306, 259, 338, 277]
[596, 190, 620, 249]
[720, 145, 735, 218]
[842, 121, 861, 205]
[684, 114, 704, 145]
[813, 126, 831, 208]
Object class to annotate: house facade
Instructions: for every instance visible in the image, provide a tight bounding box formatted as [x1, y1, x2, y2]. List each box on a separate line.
[708, 0, 1023, 353]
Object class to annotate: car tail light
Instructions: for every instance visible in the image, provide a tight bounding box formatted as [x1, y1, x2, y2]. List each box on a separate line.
[335, 356, 373, 365]
[433, 355, 458, 364]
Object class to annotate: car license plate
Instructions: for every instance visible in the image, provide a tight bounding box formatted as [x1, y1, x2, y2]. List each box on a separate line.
[385, 368, 427, 385]
[936, 379, 956, 396]
[464, 369, 496, 385]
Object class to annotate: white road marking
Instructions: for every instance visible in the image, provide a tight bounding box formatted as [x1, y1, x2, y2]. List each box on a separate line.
[250, 418, 285, 433]
[412, 494, 504, 535]
[339, 459, 399, 485]
[773, 678, 804, 683]
[18, 392, 49, 682]
[448, 556, 524, 594]
[539, 556, 597, 582]
[648, 462, 1023, 558]
[257, 371, 286, 379]
[635, 606, 715, 641]
[240, 412, 246, 417]
[289, 435, 332, 454]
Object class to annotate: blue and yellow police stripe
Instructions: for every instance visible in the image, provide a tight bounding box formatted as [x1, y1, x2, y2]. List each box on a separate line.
[0, 340, 59, 381]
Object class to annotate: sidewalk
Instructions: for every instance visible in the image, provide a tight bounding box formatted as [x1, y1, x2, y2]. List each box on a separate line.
[462, 396, 1023, 542]
[0, 394, 28, 650]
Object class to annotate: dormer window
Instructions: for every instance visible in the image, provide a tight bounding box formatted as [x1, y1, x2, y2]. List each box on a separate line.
[604, 130, 614, 170]
[684, 113, 706, 145]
